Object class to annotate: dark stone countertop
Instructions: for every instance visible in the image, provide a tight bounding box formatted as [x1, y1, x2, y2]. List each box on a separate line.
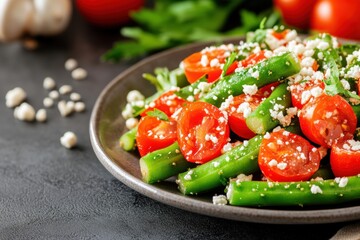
[0, 7, 351, 240]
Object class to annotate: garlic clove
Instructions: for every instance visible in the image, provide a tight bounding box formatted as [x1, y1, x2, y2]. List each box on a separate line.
[27, 0, 72, 36]
[0, 0, 33, 41]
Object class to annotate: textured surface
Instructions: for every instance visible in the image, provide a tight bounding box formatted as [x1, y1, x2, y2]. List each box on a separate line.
[0, 7, 351, 240]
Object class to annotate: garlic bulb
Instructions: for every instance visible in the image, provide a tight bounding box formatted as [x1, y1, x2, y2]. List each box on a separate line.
[0, 0, 33, 41]
[0, 0, 72, 42]
[27, 0, 72, 36]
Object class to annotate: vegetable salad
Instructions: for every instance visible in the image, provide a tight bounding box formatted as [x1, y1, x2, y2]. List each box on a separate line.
[120, 26, 360, 207]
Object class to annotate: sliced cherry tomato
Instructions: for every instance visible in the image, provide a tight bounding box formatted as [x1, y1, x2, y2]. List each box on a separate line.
[182, 48, 237, 84]
[311, 0, 360, 40]
[274, 0, 316, 29]
[258, 129, 322, 182]
[177, 102, 230, 164]
[238, 50, 267, 68]
[330, 139, 360, 177]
[299, 94, 357, 147]
[141, 90, 186, 118]
[290, 78, 325, 109]
[226, 82, 279, 139]
[136, 116, 177, 157]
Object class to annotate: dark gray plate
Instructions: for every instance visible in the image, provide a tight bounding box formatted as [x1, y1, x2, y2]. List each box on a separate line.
[89, 39, 360, 224]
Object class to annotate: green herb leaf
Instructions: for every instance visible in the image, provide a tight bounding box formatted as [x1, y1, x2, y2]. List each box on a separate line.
[146, 108, 169, 121]
[221, 52, 237, 77]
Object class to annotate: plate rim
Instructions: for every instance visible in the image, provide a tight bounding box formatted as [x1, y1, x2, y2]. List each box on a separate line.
[89, 39, 360, 224]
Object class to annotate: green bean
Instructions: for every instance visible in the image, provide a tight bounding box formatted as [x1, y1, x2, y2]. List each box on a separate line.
[246, 83, 292, 134]
[140, 142, 194, 184]
[227, 175, 360, 207]
[200, 52, 300, 107]
[177, 135, 263, 195]
[119, 127, 137, 151]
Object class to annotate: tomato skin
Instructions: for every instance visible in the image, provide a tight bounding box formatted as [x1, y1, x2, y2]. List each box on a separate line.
[299, 94, 357, 148]
[226, 82, 278, 139]
[76, 0, 144, 27]
[141, 90, 187, 118]
[136, 116, 177, 157]
[330, 139, 360, 177]
[311, 0, 360, 40]
[290, 79, 325, 109]
[183, 49, 237, 84]
[239, 50, 267, 68]
[258, 129, 322, 182]
[177, 102, 230, 164]
[274, 0, 316, 29]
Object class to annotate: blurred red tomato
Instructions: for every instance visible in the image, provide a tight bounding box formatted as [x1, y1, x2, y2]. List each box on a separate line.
[274, 0, 316, 29]
[76, 0, 144, 28]
[311, 0, 360, 40]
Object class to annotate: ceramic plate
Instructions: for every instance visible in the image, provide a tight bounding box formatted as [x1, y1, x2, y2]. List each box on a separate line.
[89, 38, 360, 224]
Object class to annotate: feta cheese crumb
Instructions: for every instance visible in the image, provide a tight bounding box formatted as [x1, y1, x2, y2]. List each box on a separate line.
[243, 84, 258, 95]
[49, 90, 60, 100]
[43, 77, 56, 90]
[43, 97, 54, 108]
[212, 195, 228, 205]
[58, 100, 73, 117]
[6, 87, 27, 108]
[64, 58, 78, 71]
[60, 131, 78, 149]
[125, 117, 139, 129]
[59, 85, 73, 95]
[71, 68, 87, 80]
[36, 109, 47, 122]
[310, 185, 323, 194]
[126, 90, 144, 102]
[70, 92, 81, 102]
[335, 177, 349, 188]
[14, 102, 35, 121]
[74, 102, 86, 112]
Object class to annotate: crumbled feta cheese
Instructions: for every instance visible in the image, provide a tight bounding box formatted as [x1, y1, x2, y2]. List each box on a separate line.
[6, 87, 27, 108]
[277, 162, 287, 170]
[335, 177, 348, 188]
[126, 90, 144, 103]
[212, 195, 228, 205]
[43, 97, 54, 108]
[125, 117, 139, 129]
[36, 109, 47, 122]
[14, 102, 36, 121]
[310, 185, 323, 194]
[64, 58, 78, 71]
[60, 131, 78, 149]
[243, 84, 258, 95]
[49, 90, 60, 100]
[235, 174, 253, 183]
[43, 77, 56, 90]
[71, 68, 87, 80]
[59, 85, 73, 95]
[58, 100, 73, 117]
[70, 92, 81, 102]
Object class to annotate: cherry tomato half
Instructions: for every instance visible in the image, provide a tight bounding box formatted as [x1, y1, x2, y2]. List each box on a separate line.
[136, 116, 177, 157]
[226, 82, 278, 139]
[299, 94, 357, 148]
[311, 0, 360, 40]
[258, 129, 322, 182]
[182, 48, 238, 84]
[330, 139, 360, 177]
[177, 102, 230, 164]
[141, 90, 187, 118]
[290, 78, 325, 109]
